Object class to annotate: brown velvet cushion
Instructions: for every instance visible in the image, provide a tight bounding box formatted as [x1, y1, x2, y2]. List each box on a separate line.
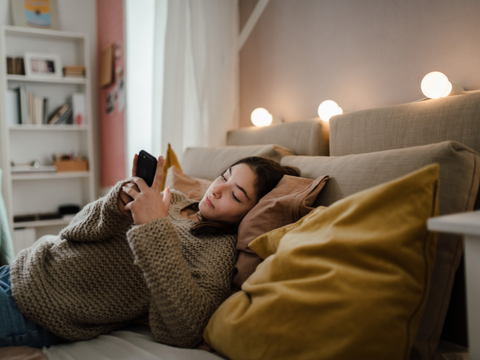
[232, 174, 329, 292]
[164, 166, 212, 201]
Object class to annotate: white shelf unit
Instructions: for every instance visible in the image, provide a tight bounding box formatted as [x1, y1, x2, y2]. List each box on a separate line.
[0, 26, 96, 239]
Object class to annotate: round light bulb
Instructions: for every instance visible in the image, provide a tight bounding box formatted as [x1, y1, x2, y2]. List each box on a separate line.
[251, 108, 273, 127]
[317, 100, 343, 122]
[421, 72, 452, 99]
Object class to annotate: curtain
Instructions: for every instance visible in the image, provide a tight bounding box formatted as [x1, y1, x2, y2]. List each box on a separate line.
[0, 169, 14, 265]
[125, 0, 239, 174]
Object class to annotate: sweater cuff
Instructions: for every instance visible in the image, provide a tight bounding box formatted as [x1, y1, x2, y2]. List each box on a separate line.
[107, 179, 135, 220]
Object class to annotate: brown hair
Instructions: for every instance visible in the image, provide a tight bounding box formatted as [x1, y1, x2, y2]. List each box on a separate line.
[190, 156, 300, 236]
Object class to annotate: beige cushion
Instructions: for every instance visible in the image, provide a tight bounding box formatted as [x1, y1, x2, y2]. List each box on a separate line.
[164, 166, 212, 202]
[281, 141, 480, 360]
[232, 175, 329, 292]
[227, 118, 329, 156]
[329, 92, 480, 157]
[181, 145, 294, 180]
[205, 164, 440, 360]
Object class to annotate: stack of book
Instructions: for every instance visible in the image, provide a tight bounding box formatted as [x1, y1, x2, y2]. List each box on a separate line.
[63, 65, 85, 78]
[8, 85, 49, 125]
[48, 103, 73, 125]
[6, 57, 25, 75]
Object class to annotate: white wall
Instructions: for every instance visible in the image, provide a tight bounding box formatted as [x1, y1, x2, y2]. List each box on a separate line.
[0, 0, 99, 193]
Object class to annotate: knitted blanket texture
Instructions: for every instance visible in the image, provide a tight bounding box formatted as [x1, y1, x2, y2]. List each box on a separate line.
[10, 182, 237, 348]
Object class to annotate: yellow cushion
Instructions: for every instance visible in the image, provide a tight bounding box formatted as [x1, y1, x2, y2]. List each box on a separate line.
[161, 143, 182, 190]
[204, 164, 440, 360]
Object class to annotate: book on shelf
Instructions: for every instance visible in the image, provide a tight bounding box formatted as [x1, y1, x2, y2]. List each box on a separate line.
[24, 90, 48, 125]
[6, 57, 25, 75]
[48, 103, 72, 125]
[7, 90, 20, 125]
[13, 85, 29, 124]
[63, 65, 86, 78]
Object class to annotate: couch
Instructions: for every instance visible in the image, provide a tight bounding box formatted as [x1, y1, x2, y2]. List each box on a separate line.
[10, 91, 480, 360]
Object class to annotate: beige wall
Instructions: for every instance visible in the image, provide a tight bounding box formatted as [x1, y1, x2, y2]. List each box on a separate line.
[239, 0, 480, 127]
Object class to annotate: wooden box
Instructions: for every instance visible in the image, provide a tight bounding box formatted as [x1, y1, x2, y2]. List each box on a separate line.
[54, 160, 88, 172]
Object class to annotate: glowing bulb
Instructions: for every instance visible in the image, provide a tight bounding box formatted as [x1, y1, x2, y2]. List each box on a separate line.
[251, 108, 273, 127]
[317, 100, 343, 122]
[421, 72, 452, 99]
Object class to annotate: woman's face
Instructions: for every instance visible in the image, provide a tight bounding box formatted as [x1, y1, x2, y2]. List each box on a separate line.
[198, 163, 258, 225]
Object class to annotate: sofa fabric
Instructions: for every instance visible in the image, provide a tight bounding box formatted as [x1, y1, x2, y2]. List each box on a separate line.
[227, 119, 329, 156]
[181, 145, 295, 180]
[329, 91, 480, 157]
[205, 165, 439, 360]
[280, 141, 480, 360]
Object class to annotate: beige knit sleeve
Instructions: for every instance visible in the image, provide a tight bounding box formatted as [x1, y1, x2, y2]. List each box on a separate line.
[60, 180, 133, 242]
[126, 218, 235, 348]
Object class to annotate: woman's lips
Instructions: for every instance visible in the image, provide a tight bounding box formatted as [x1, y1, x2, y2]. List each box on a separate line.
[206, 196, 214, 208]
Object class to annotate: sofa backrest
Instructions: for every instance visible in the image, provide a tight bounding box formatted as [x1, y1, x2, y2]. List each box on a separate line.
[226, 118, 329, 156]
[329, 91, 480, 157]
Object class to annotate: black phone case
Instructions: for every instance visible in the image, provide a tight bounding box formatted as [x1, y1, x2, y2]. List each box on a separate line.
[136, 150, 157, 187]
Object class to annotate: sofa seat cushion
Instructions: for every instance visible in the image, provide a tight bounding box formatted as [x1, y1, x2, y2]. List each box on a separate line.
[204, 164, 440, 360]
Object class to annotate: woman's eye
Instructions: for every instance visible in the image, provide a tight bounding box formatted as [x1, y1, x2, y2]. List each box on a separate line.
[231, 192, 241, 203]
[221, 174, 227, 181]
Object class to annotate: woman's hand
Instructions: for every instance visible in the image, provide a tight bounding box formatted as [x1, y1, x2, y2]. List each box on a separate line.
[118, 182, 139, 219]
[123, 155, 171, 225]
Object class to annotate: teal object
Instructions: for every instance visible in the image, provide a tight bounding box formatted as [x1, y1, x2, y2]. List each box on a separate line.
[0, 169, 14, 265]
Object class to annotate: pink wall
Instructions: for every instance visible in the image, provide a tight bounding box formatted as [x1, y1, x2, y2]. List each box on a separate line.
[96, 0, 125, 187]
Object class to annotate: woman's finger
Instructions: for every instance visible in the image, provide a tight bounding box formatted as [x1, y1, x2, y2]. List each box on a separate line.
[124, 181, 140, 193]
[119, 191, 132, 204]
[163, 187, 171, 206]
[123, 182, 141, 199]
[129, 176, 148, 193]
[151, 156, 165, 192]
[132, 154, 138, 177]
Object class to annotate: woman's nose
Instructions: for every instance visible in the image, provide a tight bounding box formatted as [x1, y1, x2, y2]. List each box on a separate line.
[212, 183, 226, 198]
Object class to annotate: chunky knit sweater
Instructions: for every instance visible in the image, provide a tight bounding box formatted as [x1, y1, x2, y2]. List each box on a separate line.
[10, 182, 237, 348]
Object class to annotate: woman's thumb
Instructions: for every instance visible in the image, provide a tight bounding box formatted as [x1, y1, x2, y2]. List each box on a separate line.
[163, 187, 171, 205]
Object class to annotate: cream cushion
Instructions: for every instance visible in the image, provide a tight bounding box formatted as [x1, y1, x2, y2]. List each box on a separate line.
[227, 119, 329, 156]
[181, 145, 294, 180]
[329, 91, 480, 157]
[204, 164, 440, 360]
[280, 141, 480, 359]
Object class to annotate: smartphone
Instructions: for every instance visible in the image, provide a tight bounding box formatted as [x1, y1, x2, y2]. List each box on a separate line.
[136, 150, 157, 187]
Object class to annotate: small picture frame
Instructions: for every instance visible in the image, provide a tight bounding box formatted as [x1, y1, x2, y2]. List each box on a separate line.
[24, 52, 62, 79]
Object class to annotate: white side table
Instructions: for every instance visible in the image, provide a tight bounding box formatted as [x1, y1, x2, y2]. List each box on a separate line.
[428, 210, 480, 360]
